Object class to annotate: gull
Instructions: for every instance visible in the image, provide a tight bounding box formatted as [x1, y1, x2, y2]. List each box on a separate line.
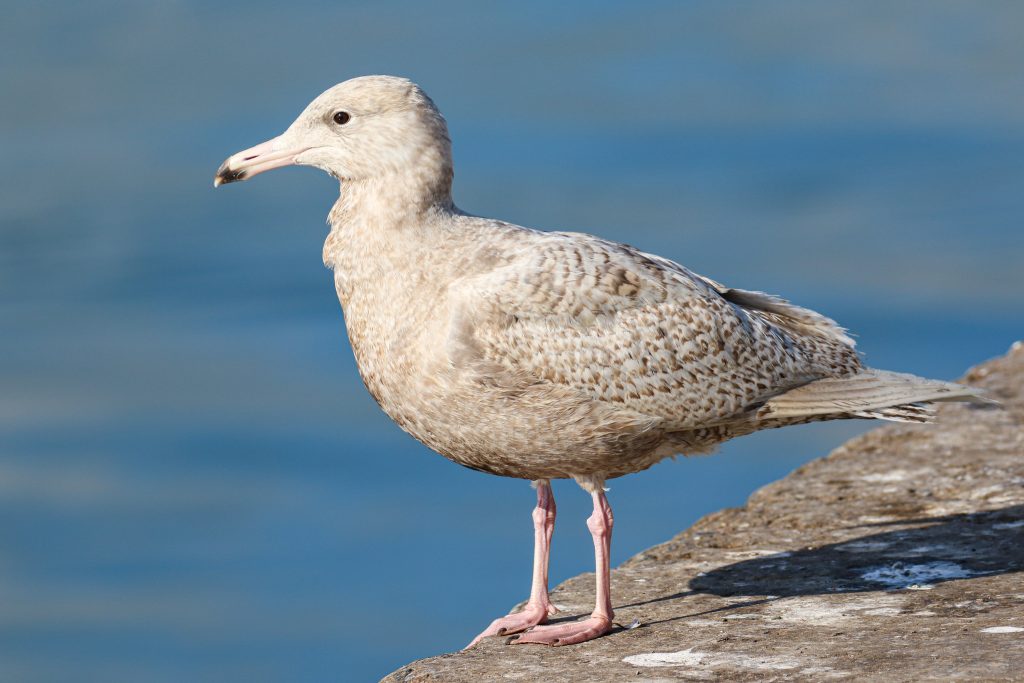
[215, 75, 981, 647]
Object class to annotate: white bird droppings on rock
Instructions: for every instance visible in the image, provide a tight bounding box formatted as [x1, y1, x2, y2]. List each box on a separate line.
[622, 648, 803, 670]
[767, 595, 904, 625]
[861, 470, 913, 482]
[861, 561, 975, 589]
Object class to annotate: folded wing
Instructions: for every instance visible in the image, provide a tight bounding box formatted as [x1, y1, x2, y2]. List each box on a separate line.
[450, 232, 863, 430]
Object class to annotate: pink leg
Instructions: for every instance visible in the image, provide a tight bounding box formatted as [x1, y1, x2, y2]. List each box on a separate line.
[466, 480, 558, 648]
[515, 488, 614, 646]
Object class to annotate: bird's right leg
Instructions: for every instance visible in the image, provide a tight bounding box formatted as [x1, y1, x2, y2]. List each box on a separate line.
[466, 479, 557, 648]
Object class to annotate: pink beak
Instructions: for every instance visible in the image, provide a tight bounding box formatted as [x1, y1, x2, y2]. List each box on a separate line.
[213, 136, 308, 187]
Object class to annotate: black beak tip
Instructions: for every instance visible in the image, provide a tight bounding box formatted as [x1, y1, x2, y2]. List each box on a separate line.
[214, 162, 246, 187]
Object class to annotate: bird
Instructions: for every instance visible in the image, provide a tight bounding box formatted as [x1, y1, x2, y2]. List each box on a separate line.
[214, 75, 982, 647]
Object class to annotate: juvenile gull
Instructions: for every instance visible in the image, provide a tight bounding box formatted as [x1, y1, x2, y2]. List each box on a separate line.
[214, 76, 982, 647]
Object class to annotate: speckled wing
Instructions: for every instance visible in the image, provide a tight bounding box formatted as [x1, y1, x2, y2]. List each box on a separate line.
[451, 231, 861, 430]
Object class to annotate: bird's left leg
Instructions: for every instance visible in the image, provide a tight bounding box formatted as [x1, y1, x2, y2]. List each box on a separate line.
[466, 480, 558, 648]
[515, 485, 614, 646]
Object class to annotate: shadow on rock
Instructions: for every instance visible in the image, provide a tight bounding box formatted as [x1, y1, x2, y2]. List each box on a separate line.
[689, 504, 1024, 598]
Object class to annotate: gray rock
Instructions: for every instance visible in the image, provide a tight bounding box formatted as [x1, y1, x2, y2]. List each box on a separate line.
[384, 342, 1024, 682]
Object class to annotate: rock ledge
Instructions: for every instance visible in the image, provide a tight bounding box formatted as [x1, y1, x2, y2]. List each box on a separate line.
[385, 343, 1024, 682]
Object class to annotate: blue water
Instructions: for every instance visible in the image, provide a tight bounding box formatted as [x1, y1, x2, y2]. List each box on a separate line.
[2, 2, 1022, 680]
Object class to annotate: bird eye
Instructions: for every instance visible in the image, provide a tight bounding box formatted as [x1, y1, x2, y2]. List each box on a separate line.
[333, 111, 351, 125]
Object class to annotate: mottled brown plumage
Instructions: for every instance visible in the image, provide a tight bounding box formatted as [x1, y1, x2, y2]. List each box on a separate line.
[216, 75, 982, 647]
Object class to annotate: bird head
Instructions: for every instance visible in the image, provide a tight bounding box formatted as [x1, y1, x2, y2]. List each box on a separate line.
[214, 75, 452, 194]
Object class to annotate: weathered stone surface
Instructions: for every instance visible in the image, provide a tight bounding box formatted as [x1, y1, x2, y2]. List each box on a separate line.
[385, 343, 1024, 682]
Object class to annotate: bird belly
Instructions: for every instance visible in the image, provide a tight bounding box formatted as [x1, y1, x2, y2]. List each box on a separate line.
[357, 352, 668, 480]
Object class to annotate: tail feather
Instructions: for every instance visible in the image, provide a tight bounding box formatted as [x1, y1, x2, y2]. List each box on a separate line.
[852, 403, 936, 424]
[757, 368, 988, 423]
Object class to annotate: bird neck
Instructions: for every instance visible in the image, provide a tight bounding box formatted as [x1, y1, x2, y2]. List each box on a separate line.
[328, 133, 455, 226]
[328, 163, 454, 226]
[322, 167, 459, 280]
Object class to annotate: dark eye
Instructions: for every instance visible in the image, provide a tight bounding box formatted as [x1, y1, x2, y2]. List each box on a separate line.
[333, 111, 351, 125]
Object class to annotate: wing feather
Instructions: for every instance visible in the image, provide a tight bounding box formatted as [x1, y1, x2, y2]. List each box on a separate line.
[449, 232, 860, 429]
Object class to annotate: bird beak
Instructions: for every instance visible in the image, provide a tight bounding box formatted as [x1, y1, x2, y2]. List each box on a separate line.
[213, 135, 308, 187]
